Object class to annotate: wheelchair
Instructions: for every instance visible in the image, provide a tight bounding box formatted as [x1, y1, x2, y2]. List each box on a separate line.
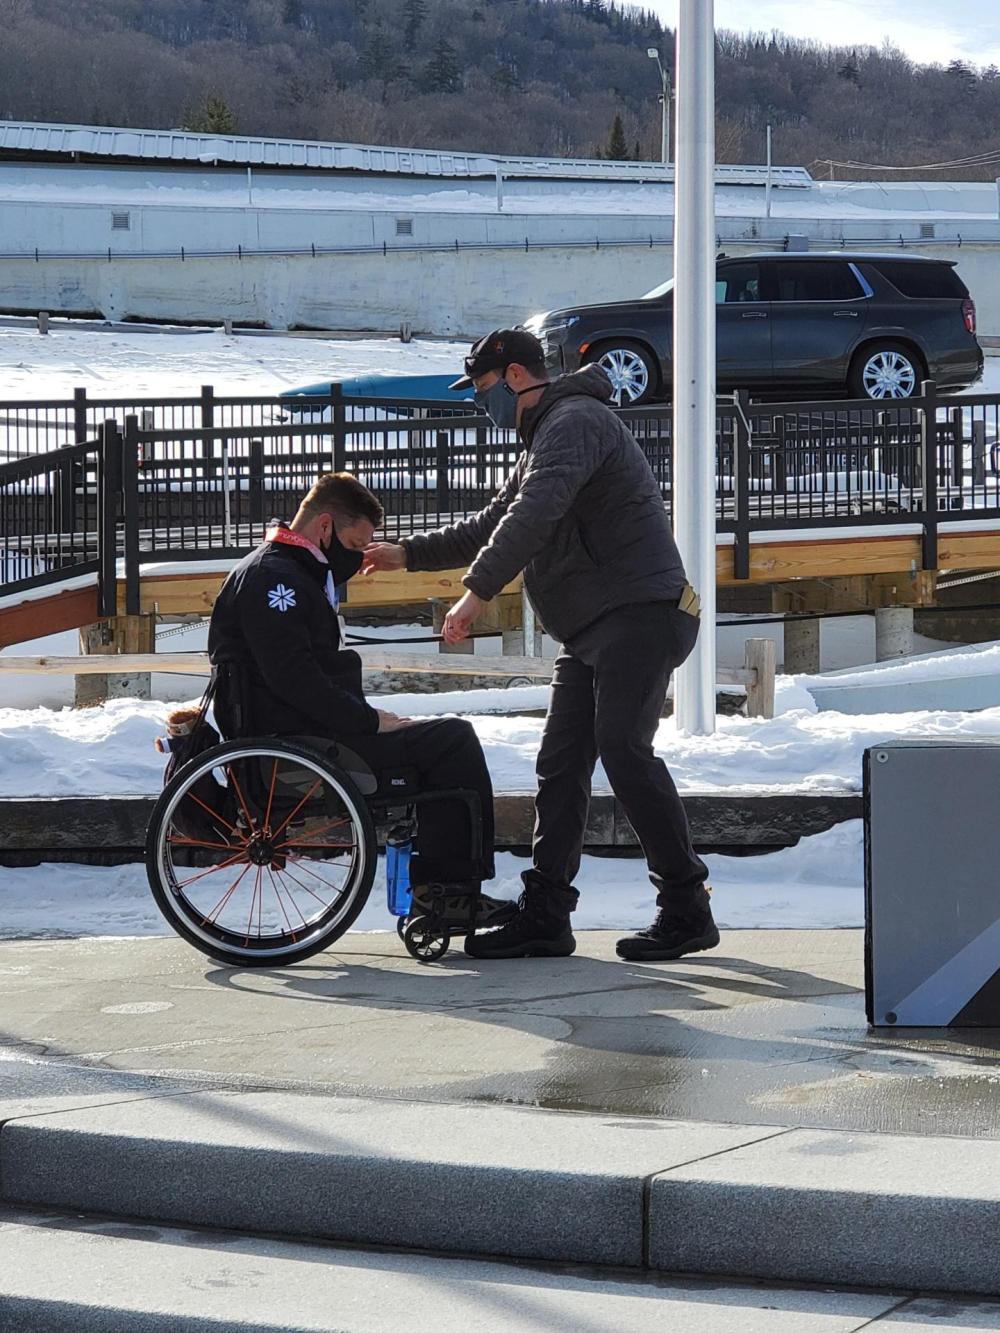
[144, 732, 489, 968]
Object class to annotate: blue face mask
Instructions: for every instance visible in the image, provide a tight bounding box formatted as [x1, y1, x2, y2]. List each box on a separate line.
[475, 375, 518, 429]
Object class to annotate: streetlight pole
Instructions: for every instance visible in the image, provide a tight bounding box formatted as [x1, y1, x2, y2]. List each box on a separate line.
[647, 47, 671, 165]
[672, 0, 716, 736]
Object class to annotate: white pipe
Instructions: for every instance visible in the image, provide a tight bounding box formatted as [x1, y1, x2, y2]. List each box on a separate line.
[496, 165, 504, 212]
[672, 0, 717, 736]
[247, 166, 253, 206]
[765, 124, 773, 219]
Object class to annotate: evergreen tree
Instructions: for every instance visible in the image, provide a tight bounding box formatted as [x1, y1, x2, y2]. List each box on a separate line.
[360, 22, 390, 79]
[403, 0, 427, 46]
[282, 0, 303, 25]
[423, 38, 461, 93]
[603, 112, 628, 160]
[838, 53, 859, 84]
[183, 94, 237, 134]
[947, 60, 977, 94]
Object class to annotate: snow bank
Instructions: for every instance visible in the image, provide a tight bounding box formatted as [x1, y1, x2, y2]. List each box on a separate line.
[0, 822, 863, 940]
[6, 683, 1000, 797]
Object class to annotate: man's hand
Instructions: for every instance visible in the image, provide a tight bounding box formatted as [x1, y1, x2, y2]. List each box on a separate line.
[442, 590, 486, 645]
[376, 709, 412, 733]
[362, 542, 407, 576]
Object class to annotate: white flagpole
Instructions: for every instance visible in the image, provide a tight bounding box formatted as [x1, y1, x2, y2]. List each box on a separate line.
[672, 0, 717, 736]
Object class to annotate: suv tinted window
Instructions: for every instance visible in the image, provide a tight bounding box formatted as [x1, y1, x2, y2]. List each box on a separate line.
[773, 261, 863, 302]
[867, 260, 968, 299]
[716, 263, 762, 304]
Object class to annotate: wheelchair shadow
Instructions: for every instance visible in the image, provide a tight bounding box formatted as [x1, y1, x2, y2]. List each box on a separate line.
[201, 946, 866, 1070]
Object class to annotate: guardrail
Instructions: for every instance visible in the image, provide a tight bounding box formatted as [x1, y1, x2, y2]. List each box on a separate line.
[3, 381, 1000, 615]
[0, 637, 777, 717]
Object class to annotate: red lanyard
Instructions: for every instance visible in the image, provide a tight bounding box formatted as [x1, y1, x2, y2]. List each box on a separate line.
[265, 524, 326, 565]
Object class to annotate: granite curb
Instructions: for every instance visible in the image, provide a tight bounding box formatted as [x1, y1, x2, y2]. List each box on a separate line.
[2, 1090, 998, 1294]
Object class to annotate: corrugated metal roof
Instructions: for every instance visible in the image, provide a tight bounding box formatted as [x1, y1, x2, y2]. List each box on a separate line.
[0, 119, 814, 187]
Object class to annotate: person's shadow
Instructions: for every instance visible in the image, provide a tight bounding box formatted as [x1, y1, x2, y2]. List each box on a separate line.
[202, 946, 1000, 1132]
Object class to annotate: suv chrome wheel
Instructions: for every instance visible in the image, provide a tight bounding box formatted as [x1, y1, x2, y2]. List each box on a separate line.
[861, 349, 918, 399]
[595, 345, 652, 404]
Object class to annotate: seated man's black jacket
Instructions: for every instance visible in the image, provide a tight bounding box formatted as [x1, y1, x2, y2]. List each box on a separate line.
[208, 540, 379, 739]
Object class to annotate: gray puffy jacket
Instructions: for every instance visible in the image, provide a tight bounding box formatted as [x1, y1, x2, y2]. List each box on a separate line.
[401, 366, 688, 644]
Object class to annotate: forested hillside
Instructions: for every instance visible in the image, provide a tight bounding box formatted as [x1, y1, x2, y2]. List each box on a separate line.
[2, 0, 999, 175]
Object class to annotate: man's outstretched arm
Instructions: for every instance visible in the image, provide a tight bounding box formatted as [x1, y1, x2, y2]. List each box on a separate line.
[362, 470, 520, 576]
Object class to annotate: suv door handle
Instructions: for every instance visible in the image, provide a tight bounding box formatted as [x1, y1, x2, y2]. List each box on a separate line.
[834, 310, 860, 318]
[740, 311, 768, 319]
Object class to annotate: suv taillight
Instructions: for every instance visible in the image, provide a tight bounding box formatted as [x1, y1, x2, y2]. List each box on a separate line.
[963, 298, 977, 334]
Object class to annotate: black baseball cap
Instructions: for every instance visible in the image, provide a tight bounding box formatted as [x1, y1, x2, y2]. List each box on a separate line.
[449, 327, 545, 390]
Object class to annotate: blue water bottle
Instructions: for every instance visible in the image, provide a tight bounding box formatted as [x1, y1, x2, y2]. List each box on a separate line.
[386, 822, 414, 918]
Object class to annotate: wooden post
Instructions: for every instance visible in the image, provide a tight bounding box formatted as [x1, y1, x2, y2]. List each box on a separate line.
[744, 638, 776, 719]
[74, 614, 156, 707]
[431, 597, 474, 656]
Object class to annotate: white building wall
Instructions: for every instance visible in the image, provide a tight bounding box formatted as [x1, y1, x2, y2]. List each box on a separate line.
[1, 163, 1000, 336]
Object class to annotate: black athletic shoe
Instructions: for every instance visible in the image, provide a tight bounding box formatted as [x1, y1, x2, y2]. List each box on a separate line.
[411, 884, 518, 932]
[616, 890, 720, 962]
[465, 881, 577, 959]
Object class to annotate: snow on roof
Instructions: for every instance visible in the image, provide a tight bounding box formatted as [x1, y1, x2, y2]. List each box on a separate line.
[0, 119, 814, 187]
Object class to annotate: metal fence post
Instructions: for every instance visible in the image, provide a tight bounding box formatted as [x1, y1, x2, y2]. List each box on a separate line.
[97, 420, 120, 618]
[733, 391, 751, 580]
[200, 384, 215, 465]
[435, 430, 451, 516]
[249, 438, 265, 527]
[972, 418, 987, 488]
[330, 382, 347, 474]
[73, 387, 88, 444]
[121, 415, 141, 615]
[949, 406, 964, 492]
[920, 381, 938, 570]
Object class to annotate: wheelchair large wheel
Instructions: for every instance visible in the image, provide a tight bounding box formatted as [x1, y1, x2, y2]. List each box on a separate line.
[145, 738, 376, 967]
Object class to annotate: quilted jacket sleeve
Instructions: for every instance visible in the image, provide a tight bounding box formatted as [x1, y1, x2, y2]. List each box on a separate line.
[462, 405, 603, 601]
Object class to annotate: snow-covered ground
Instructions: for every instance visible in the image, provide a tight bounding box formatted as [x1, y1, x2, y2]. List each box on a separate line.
[8, 642, 1000, 799]
[0, 822, 862, 941]
[0, 324, 465, 401]
[0, 319, 995, 408]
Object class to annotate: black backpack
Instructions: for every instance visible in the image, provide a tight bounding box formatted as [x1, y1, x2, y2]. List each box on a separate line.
[157, 675, 237, 845]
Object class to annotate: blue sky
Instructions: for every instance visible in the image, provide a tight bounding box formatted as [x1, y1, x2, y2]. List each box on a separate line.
[650, 1, 1000, 69]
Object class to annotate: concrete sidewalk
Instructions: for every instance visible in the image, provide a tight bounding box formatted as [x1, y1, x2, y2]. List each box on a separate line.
[2, 930, 1000, 1296]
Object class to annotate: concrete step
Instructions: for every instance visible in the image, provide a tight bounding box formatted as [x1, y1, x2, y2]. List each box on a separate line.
[3, 1091, 1000, 1295]
[0, 1206, 960, 1333]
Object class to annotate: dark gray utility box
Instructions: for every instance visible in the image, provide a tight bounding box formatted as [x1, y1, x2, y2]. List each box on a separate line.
[865, 740, 1000, 1027]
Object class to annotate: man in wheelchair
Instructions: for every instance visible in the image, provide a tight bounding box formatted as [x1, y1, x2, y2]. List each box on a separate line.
[207, 472, 514, 934]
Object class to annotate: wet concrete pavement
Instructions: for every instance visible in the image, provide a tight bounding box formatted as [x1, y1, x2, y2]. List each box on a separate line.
[2, 929, 999, 1136]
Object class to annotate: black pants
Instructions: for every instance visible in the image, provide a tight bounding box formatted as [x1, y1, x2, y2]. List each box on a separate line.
[346, 717, 496, 885]
[532, 601, 708, 910]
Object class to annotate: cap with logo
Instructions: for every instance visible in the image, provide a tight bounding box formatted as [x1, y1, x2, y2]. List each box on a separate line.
[449, 327, 546, 391]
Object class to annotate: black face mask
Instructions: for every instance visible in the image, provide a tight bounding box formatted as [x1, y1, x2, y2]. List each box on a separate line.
[322, 527, 365, 586]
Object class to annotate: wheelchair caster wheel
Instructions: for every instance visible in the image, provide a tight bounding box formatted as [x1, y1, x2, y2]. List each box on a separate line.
[396, 916, 408, 942]
[403, 915, 450, 963]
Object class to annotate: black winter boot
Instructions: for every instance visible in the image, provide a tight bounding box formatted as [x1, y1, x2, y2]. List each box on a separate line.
[616, 886, 720, 961]
[465, 874, 578, 959]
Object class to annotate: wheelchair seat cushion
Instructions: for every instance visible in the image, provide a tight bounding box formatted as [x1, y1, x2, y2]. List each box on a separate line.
[286, 735, 379, 797]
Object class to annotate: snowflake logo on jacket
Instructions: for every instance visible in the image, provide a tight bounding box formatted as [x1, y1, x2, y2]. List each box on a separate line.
[267, 584, 296, 612]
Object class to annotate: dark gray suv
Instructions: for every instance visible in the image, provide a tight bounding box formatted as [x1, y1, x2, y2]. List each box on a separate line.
[524, 253, 983, 405]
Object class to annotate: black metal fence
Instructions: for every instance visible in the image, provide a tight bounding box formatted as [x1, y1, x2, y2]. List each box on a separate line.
[3, 381, 1000, 612]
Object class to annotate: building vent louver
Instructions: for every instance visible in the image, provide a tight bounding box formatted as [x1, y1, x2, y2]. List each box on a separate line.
[395, 218, 414, 236]
[111, 211, 131, 231]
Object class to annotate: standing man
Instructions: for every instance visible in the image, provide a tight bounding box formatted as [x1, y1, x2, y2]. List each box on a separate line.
[363, 329, 718, 962]
[208, 472, 510, 917]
